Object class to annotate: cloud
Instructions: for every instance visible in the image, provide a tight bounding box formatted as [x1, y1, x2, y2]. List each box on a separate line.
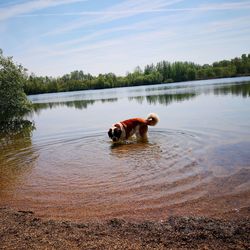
[53, 14, 179, 48]
[3, 0, 249, 77]
[201, 16, 250, 34]
[18, 0, 250, 38]
[0, 0, 87, 21]
[199, 1, 250, 11]
[13, 0, 250, 18]
[44, 0, 183, 36]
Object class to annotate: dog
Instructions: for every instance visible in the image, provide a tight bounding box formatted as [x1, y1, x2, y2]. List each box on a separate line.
[108, 113, 159, 142]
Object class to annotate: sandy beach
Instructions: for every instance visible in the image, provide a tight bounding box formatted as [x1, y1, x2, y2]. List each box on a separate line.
[0, 207, 249, 249]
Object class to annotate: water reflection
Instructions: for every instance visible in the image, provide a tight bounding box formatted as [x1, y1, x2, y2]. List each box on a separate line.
[0, 122, 37, 191]
[213, 82, 250, 97]
[110, 141, 163, 166]
[31, 81, 250, 112]
[110, 140, 151, 153]
[129, 92, 196, 106]
[33, 98, 118, 113]
[130, 82, 250, 106]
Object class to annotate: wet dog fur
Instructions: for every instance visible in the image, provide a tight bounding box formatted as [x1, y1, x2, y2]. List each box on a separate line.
[108, 113, 159, 142]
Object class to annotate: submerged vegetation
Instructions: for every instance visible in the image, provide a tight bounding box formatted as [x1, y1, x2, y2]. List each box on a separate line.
[23, 53, 250, 95]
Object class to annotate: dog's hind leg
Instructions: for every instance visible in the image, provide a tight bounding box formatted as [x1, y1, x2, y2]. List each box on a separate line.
[136, 125, 148, 141]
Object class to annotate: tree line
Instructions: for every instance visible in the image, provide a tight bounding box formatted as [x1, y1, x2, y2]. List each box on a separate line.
[24, 54, 250, 95]
[1, 49, 250, 129]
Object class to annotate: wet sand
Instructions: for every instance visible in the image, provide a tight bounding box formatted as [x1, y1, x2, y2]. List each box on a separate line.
[1, 168, 249, 222]
[1, 207, 249, 249]
[1, 171, 249, 249]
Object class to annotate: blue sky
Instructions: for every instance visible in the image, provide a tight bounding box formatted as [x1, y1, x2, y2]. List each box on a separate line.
[0, 0, 250, 76]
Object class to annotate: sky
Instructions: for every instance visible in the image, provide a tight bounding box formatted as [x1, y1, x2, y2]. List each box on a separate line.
[0, 0, 250, 77]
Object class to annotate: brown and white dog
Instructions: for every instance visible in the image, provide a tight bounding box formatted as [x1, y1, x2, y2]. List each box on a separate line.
[108, 113, 159, 142]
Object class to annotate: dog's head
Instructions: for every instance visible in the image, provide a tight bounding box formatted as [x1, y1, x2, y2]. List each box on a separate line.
[108, 124, 122, 142]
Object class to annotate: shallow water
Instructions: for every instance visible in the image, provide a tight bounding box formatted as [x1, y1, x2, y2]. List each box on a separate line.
[1, 77, 250, 221]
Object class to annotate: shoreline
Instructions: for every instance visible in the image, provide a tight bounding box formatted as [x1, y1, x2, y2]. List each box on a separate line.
[27, 75, 250, 96]
[1, 207, 249, 249]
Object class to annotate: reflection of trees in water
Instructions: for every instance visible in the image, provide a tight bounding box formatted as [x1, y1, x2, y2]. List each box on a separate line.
[130, 82, 250, 106]
[0, 120, 35, 139]
[129, 93, 197, 106]
[33, 100, 95, 113]
[213, 82, 250, 97]
[0, 122, 37, 191]
[32, 82, 250, 112]
[100, 98, 118, 103]
[33, 98, 118, 113]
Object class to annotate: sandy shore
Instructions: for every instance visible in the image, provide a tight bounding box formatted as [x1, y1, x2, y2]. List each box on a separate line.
[0, 207, 249, 249]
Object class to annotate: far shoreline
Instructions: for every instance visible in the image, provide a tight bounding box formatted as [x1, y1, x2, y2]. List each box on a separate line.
[28, 75, 250, 97]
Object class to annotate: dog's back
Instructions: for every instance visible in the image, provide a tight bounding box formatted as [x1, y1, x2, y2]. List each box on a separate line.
[108, 113, 159, 142]
[120, 114, 159, 140]
[121, 113, 159, 127]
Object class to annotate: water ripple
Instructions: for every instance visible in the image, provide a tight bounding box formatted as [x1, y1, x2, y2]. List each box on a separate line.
[1, 127, 249, 221]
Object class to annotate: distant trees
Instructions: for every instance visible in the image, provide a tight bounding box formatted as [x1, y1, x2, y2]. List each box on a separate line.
[6, 52, 250, 95]
[0, 49, 32, 128]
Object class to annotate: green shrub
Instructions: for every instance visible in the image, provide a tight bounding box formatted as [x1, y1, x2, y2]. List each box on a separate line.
[0, 49, 32, 124]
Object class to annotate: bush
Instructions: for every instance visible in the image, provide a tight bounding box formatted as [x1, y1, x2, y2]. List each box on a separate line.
[0, 49, 32, 125]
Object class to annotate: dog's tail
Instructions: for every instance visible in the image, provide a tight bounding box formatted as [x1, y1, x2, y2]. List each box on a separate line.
[146, 113, 159, 126]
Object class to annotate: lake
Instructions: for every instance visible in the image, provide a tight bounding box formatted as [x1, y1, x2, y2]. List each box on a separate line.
[0, 77, 250, 221]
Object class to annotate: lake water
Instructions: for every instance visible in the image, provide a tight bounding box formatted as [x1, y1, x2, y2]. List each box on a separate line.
[0, 77, 250, 221]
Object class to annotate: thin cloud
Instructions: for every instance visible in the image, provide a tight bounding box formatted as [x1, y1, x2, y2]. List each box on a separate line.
[54, 14, 179, 48]
[15, 0, 250, 18]
[26, 29, 174, 58]
[202, 16, 250, 34]
[200, 1, 250, 11]
[0, 0, 87, 21]
[44, 0, 183, 36]
[2, 0, 249, 77]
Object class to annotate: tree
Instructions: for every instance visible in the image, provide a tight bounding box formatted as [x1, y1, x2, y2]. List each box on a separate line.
[12, 52, 250, 95]
[0, 49, 32, 124]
